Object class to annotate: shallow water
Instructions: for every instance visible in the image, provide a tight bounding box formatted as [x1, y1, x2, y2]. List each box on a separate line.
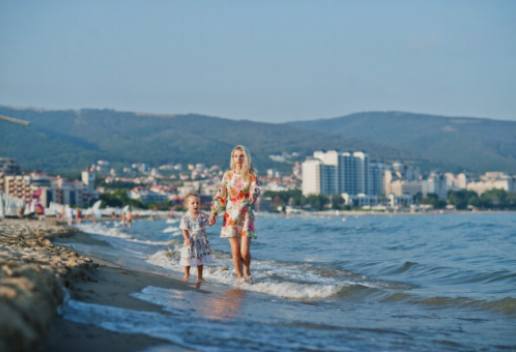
[60, 212, 516, 351]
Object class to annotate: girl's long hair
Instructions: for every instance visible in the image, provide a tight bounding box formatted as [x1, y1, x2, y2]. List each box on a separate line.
[229, 145, 255, 176]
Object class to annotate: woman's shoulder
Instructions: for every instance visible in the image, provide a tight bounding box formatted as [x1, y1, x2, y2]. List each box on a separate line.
[223, 170, 233, 180]
[248, 170, 257, 181]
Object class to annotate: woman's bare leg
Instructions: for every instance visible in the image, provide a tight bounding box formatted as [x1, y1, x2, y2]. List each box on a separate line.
[240, 236, 251, 278]
[229, 237, 243, 278]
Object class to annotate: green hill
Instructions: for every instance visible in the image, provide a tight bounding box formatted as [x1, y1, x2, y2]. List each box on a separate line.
[1, 106, 515, 174]
[0, 106, 397, 173]
[287, 111, 516, 173]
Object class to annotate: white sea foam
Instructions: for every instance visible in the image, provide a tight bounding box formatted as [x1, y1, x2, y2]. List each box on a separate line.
[76, 223, 170, 246]
[162, 226, 181, 235]
[145, 249, 375, 300]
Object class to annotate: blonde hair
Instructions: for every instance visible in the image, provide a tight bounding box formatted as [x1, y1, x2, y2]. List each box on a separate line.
[183, 193, 200, 208]
[229, 145, 255, 176]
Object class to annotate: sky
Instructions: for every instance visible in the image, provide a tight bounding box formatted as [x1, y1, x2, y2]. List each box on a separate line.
[1, 0, 516, 122]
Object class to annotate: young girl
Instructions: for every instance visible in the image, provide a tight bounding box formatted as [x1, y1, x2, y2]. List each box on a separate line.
[209, 145, 260, 283]
[180, 193, 213, 288]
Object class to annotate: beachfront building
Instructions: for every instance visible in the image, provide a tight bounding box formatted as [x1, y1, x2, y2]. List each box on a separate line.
[3, 175, 32, 202]
[52, 176, 95, 208]
[302, 150, 381, 197]
[422, 172, 448, 199]
[81, 170, 96, 192]
[302, 159, 322, 196]
[369, 162, 385, 197]
[445, 172, 468, 191]
[389, 179, 423, 197]
[466, 172, 516, 195]
[129, 188, 168, 204]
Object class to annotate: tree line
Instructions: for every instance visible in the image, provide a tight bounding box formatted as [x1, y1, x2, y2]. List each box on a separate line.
[263, 189, 516, 211]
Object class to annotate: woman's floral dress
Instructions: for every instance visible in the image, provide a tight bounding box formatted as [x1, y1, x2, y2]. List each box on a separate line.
[211, 170, 260, 239]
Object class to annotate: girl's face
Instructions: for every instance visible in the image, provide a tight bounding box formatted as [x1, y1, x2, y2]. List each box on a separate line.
[187, 197, 200, 213]
[233, 149, 246, 169]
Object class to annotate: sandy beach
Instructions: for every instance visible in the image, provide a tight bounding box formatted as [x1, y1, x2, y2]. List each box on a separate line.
[43, 261, 194, 352]
[0, 218, 192, 352]
[0, 218, 96, 352]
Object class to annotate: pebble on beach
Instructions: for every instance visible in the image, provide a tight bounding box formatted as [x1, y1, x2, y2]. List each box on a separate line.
[0, 219, 95, 352]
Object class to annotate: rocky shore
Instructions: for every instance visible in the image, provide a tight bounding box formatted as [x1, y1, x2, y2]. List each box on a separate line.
[0, 219, 96, 352]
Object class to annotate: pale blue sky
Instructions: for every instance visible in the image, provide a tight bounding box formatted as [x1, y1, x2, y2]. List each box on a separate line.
[1, 0, 515, 122]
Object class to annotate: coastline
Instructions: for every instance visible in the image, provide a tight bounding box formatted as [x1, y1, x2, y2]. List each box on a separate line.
[43, 259, 193, 352]
[0, 218, 195, 351]
[260, 208, 516, 218]
[0, 219, 95, 352]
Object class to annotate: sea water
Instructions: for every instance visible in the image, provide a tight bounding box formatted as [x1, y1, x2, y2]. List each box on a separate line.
[59, 212, 516, 351]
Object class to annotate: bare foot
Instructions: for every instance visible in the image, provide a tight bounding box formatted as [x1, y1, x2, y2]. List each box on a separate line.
[182, 275, 190, 282]
[195, 280, 202, 289]
[244, 275, 254, 284]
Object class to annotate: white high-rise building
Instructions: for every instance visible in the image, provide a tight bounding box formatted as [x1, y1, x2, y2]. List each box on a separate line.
[369, 162, 385, 196]
[81, 170, 96, 191]
[445, 172, 468, 190]
[353, 151, 369, 195]
[423, 172, 448, 199]
[302, 150, 379, 197]
[302, 159, 322, 196]
[313, 150, 339, 166]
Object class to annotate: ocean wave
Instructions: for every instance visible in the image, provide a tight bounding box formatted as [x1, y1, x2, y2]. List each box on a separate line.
[145, 249, 404, 300]
[382, 292, 516, 315]
[162, 226, 181, 235]
[75, 223, 171, 246]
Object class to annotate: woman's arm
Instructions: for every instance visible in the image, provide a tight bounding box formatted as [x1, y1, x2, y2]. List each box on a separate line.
[210, 171, 229, 217]
[249, 173, 261, 204]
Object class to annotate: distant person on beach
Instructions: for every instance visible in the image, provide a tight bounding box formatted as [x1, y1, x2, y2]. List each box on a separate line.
[75, 208, 82, 224]
[209, 145, 260, 283]
[180, 193, 213, 288]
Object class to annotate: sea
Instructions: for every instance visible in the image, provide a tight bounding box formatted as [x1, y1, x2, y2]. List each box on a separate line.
[58, 212, 516, 351]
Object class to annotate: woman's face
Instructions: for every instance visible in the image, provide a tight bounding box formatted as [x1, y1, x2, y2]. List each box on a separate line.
[233, 149, 246, 169]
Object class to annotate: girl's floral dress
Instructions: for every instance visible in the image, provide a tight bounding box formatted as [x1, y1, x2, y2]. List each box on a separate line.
[179, 212, 213, 266]
[211, 170, 260, 239]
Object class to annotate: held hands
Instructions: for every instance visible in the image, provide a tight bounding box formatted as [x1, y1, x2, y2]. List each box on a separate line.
[208, 213, 217, 225]
[184, 237, 191, 247]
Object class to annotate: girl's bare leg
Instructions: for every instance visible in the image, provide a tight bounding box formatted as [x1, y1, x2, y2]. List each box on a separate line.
[229, 237, 243, 278]
[240, 236, 251, 278]
[183, 266, 190, 282]
[196, 265, 204, 288]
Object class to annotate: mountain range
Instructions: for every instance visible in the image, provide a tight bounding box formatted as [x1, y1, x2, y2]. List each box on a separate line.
[1, 105, 515, 174]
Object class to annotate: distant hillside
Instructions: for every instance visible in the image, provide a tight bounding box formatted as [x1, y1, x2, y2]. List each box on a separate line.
[1, 106, 515, 174]
[0, 106, 399, 173]
[287, 111, 516, 173]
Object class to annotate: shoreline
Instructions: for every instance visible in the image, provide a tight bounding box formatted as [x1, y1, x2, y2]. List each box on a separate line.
[43, 258, 194, 352]
[0, 218, 193, 351]
[0, 219, 95, 352]
[257, 208, 516, 217]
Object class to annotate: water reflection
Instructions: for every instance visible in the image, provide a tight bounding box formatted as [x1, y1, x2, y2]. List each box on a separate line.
[199, 288, 246, 320]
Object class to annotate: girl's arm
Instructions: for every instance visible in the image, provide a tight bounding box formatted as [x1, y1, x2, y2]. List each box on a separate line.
[182, 229, 191, 246]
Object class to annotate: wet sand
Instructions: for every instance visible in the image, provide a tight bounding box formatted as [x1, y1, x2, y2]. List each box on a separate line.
[0, 218, 192, 352]
[41, 246, 197, 352]
[42, 261, 196, 352]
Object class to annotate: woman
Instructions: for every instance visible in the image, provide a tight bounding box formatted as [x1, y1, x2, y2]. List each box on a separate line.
[209, 145, 260, 282]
